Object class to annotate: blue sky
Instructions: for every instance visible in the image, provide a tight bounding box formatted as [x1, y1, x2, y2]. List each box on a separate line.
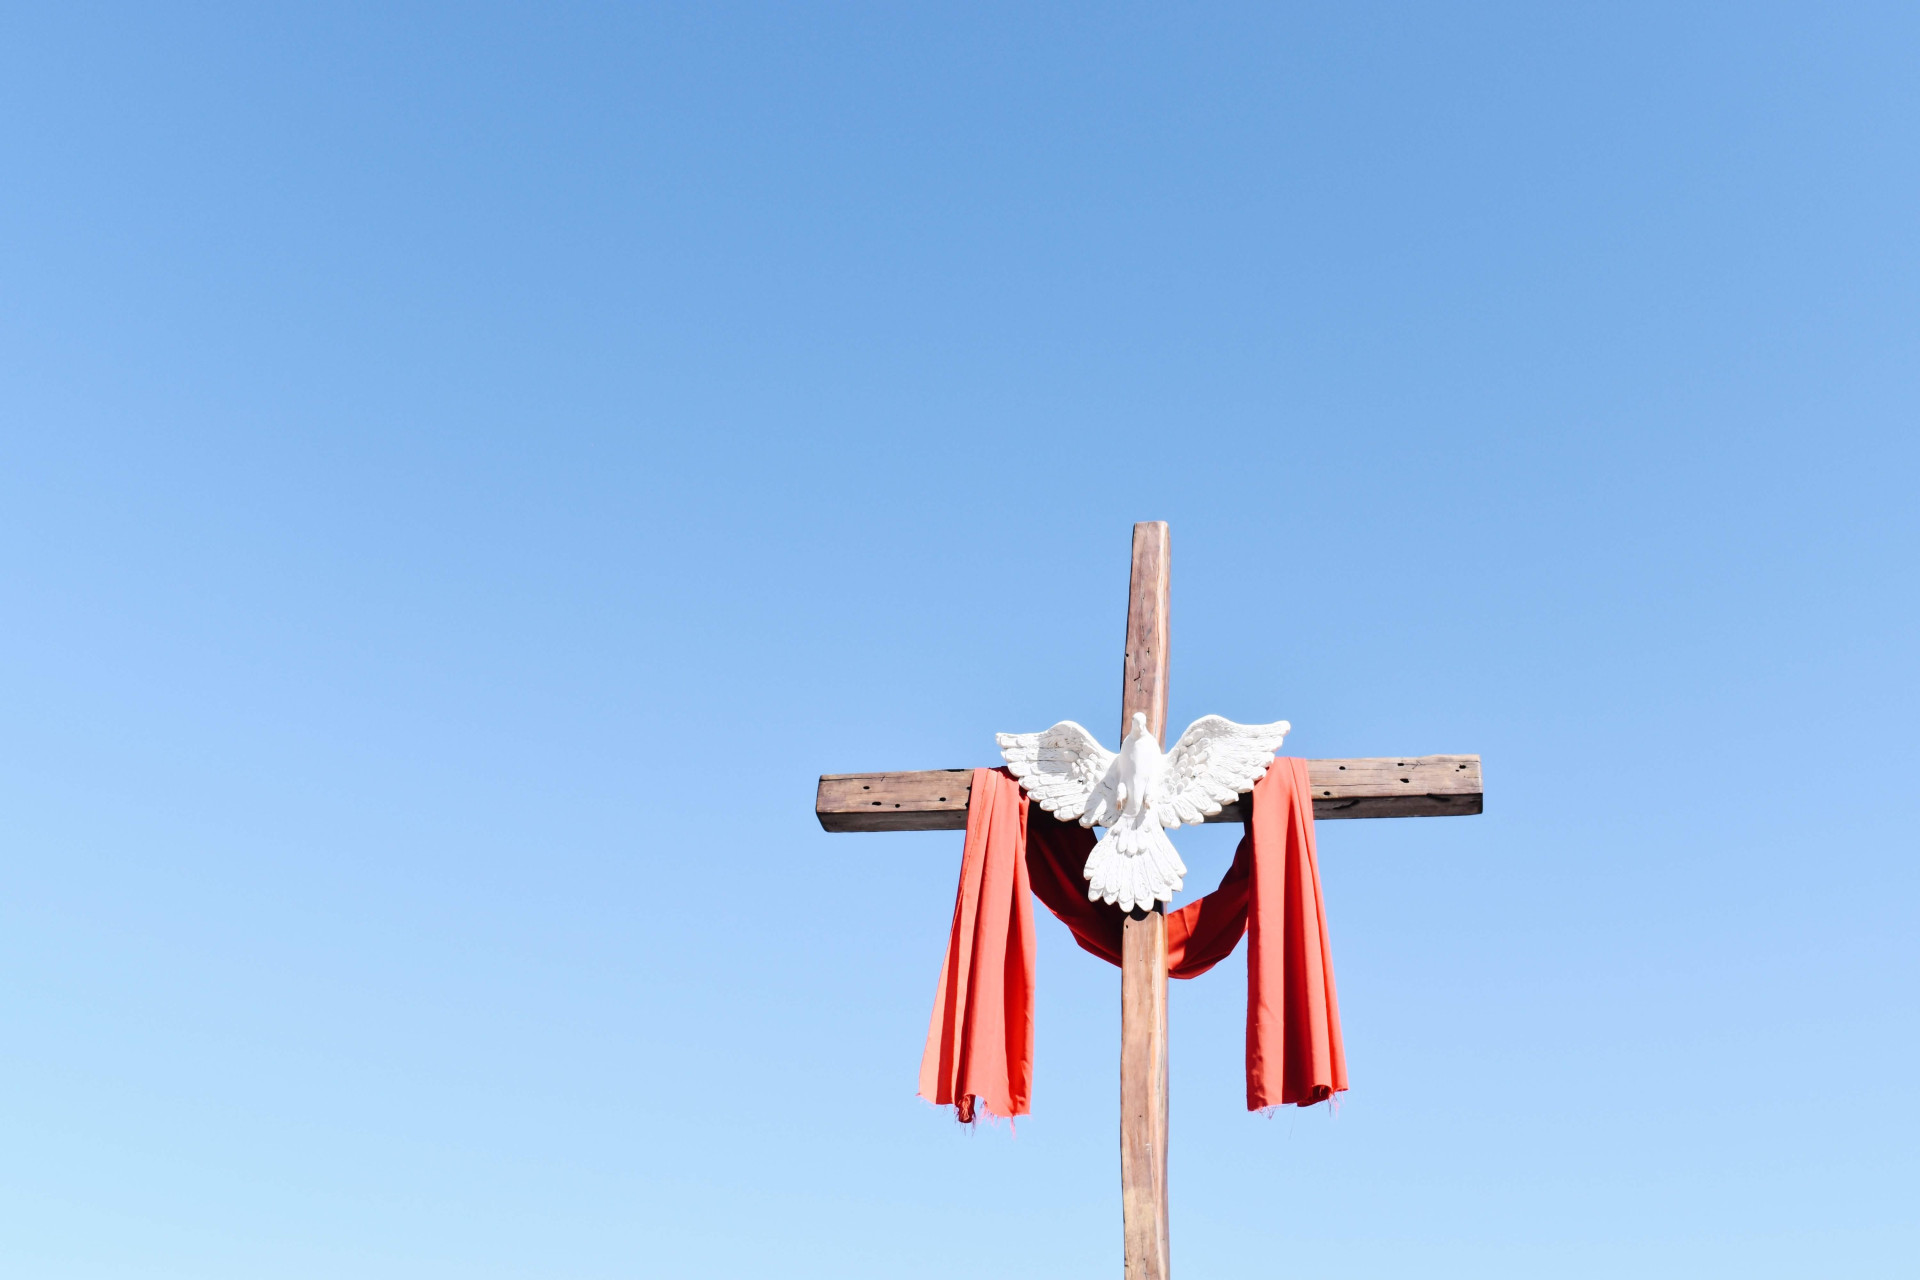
[2, 4, 1915, 1277]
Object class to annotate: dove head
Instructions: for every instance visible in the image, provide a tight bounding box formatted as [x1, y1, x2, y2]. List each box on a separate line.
[1128, 710, 1149, 738]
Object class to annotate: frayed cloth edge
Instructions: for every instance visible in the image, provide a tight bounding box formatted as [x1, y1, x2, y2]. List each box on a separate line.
[919, 1092, 1020, 1134]
[1252, 1087, 1346, 1119]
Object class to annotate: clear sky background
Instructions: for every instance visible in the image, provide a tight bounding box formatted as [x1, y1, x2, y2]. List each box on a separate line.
[2, 4, 1916, 1278]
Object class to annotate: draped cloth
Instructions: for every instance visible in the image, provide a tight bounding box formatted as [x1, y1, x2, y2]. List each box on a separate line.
[917, 760, 1346, 1123]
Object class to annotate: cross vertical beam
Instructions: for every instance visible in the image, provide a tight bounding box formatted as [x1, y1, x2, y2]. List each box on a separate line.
[1120, 521, 1171, 1280]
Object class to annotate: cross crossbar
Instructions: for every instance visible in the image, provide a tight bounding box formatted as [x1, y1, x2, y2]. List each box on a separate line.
[815, 755, 1482, 832]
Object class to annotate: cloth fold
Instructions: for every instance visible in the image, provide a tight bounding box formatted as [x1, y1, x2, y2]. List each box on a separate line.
[915, 765, 1036, 1123]
[918, 760, 1346, 1121]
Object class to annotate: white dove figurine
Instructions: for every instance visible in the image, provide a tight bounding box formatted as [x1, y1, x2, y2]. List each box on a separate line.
[996, 711, 1292, 912]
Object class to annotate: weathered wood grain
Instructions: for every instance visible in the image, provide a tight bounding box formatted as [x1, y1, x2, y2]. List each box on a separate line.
[815, 755, 1483, 832]
[815, 769, 976, 831]
[1121, 904, 1170, 1280]
[1119, 522, 1172, 1280]
[1122, 521, 1170, 747]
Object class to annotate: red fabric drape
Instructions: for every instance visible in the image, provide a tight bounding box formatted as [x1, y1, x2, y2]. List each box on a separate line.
[916, 766, 1036, 1123]
[918, 761, 1346, 1121]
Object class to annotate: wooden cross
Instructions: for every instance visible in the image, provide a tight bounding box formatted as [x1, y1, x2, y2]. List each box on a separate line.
[814, 522, 1484, 1279]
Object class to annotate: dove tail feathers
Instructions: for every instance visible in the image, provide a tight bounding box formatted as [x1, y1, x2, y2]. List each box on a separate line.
[1083, 818, 1188, 914]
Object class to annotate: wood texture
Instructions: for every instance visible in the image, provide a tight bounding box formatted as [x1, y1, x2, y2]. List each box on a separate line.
[1119, 521, 1171, 1280]
[815, 755, 1482, 832]
[814, 769, 975, 831]
[1121, 908, 1169, 1280]
[1122, 522, 1171, 745]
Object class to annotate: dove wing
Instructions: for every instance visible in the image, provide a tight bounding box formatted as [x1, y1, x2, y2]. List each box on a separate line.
[1157, 715, 1292, 827]
[996, 721, 1122, 827]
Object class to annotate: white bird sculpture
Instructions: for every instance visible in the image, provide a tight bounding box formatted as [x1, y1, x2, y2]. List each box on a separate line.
[996, 712, 1293, 912]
